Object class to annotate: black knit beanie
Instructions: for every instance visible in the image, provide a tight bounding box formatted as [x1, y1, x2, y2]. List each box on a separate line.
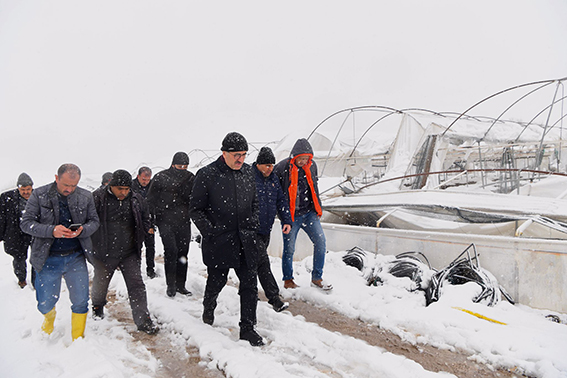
[109, 169, 132, 187]
[256, 147, 275, 165]
[172, 152, 190, 165]
[221, 132, 248, 152]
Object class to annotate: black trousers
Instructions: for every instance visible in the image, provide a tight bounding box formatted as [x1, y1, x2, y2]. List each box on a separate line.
[203, 253, 258, 331]
[4, 245, 28, 282]
[91, 254, 151, 327]
[143, 231, 156, 272]
[156, 220, 191, 290]
[256, 233, 281, 304]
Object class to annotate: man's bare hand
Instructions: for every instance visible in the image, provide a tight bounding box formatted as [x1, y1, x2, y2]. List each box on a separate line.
[282, 224, 292, 234]
[53, 225, 83, 238]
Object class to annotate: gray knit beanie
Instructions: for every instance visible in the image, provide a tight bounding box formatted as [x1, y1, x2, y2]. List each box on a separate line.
[17, 172, 33, 187]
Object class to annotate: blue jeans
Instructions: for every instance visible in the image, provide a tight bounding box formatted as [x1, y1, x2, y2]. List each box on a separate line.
[282, 210, 326, 281]
[35, 252, 89, 315]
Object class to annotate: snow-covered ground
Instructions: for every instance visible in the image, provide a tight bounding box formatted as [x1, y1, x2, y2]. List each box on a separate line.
[2, 1, 566, 376]
[1, 229, 566, 378]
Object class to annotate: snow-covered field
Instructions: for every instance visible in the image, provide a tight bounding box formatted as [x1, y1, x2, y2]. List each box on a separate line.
[2, 1, 566, 376]
[1, 229, 566, 378]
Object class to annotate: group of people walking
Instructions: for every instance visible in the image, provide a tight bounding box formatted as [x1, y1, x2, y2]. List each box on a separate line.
[0, 132, 331, 347]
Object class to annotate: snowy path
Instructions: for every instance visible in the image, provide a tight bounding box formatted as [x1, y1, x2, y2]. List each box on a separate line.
[1, 240, 566, 377]
[143, 261, 451, 378]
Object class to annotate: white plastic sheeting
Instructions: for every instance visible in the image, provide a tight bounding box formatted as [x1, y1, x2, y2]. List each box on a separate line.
[267, 220, 567, 313]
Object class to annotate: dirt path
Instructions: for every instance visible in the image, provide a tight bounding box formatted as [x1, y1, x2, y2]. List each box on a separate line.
[107, 292, 521, 378]
[286, 300, 521, 378]
[129, 331, 225, 378]
[107, 294, 224, 378]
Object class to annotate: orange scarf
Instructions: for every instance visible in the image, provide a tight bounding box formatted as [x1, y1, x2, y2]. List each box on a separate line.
[288, 154, 322, 222]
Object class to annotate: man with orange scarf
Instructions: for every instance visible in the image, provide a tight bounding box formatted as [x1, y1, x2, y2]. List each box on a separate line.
[274, 138, 332, 291]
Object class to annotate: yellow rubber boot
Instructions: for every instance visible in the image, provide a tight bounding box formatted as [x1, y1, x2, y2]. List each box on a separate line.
[41, 308, 56, 335]
[71, 312, 87, 341]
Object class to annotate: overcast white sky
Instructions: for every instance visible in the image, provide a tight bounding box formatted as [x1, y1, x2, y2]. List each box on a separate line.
[1, 0, 566, 188]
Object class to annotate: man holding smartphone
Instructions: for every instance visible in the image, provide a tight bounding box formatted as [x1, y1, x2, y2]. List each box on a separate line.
[21, 164, 100, 341]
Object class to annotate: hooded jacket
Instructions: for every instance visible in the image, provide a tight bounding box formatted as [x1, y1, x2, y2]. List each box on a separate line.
[189, 157, 259, 269]
[273, 138, 323, 221]
[20, 183, 100, 271]
[0, 189, 32, 254]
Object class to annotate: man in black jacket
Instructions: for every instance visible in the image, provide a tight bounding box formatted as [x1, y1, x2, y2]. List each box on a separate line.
[253, 147, 292, 312]
[148, 152, 195, 297]
[131, 166, 157, 279]
[0, 173, 33, 288]
[91, 170, 158, 334]
[189, 132, 264, 347]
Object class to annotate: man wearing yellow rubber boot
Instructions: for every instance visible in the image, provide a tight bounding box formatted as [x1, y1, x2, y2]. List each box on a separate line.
[21, 164, 100, 340]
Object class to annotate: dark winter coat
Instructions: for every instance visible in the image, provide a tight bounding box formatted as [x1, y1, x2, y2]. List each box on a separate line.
[91, 187, 150, 262]
[20, 183, 100, 272]
[189, 157, 259, 269]
[147, 167, 194, 225]
[274, 139, 323, 219]
[131, 177, 155, 227]
[0, 189, 32, 254]
[131, 178, 150, 199]
[253, 163, 292, 235]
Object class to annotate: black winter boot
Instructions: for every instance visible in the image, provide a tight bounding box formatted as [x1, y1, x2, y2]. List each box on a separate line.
[92, 305, 105, 320]
[166, 287, 176, 297]
[240, 328, 265, 347]
[176, 287, 192, 296]
[138, 319, 159, 335]
[202, 308, 214, 325]
[272, 298, 289, 313]
[202, 292, 218, 325]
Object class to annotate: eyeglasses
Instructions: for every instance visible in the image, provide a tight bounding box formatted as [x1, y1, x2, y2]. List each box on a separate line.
[230, 152, 247, 160]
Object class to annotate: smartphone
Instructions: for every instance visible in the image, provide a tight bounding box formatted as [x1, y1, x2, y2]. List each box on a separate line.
[69, 224, 82, 231]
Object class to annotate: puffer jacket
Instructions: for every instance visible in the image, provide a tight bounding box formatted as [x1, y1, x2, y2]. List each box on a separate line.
[189, 157, 259, 269]
[20, 182, 100, 271]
